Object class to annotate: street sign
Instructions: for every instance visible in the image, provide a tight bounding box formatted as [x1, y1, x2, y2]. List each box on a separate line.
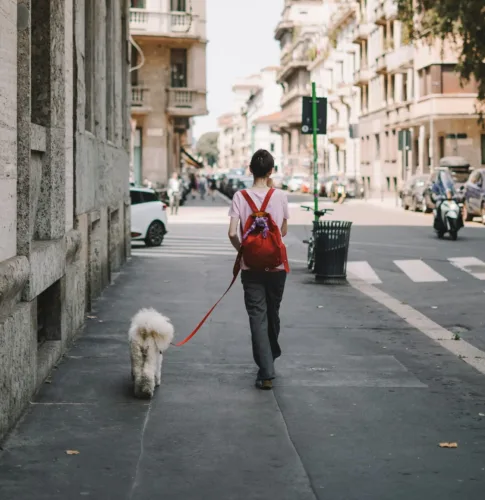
[301, 96, 327, 135]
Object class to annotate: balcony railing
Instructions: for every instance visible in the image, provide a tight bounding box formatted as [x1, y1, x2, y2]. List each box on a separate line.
[351, 22, 373, 43]
[167, 88, 208, 117]
[354, 67, 372, 86]
[375, 53, 388, 74]
[131, 86, 150, 110]
[130, 9, 200, 38]
[386, 45, 414, 73]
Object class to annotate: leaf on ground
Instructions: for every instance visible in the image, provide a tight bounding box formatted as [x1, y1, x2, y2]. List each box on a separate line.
[479, 413, 485, 417]
[317, 306, 324, 309]
[439, 442, 458, 448]
[87, 316, 97, 319]
[65, 450, 80, 455]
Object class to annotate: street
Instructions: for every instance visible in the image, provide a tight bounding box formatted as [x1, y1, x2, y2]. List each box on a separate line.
[1, 196, 485, 499]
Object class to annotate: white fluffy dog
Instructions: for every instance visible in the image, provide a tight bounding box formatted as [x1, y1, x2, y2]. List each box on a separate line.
[128, 308, 174, 399]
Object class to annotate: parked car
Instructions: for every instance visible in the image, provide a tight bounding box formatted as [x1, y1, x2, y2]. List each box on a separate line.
[463, 168, 485, 223]
[287, 174, 307, 192]
[401, 174, 431, 212]
[130, 187, 168, 246]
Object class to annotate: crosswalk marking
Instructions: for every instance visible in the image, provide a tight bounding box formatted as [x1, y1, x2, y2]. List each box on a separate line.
[394, 260, 448, 283]
[347, 261, 382, 284]
[448, 257, 485, 280]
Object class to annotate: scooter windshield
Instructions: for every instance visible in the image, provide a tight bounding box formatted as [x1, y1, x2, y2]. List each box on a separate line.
[435, 170, 456, 197]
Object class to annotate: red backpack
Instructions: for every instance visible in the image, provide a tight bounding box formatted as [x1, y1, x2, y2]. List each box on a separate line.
[239, 188, 289, 272]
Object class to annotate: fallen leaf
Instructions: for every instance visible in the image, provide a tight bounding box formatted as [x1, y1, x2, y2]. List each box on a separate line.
[317, 306, 324, 309]
[431, 306, 438, 309]
[87, 316, 97, 319]
[479, 413, 485, 417]
[66, 450, 80, 455]
[439, 442, 458, 448]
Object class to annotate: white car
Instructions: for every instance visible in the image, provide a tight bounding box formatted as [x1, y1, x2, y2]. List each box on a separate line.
[130, 187, 168, 246]
[287, 174, 307, 192]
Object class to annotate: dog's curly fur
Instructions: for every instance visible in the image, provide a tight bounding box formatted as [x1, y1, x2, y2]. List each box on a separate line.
[129, 308, 174, 399]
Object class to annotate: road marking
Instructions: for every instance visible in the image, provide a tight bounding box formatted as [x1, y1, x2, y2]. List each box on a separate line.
[347, 261, 382, 284]
[347, 276, 485, 376]
[132, 248, 236, 257]
[165, 236, 228, 241]
[448, 257, 485, 280]
[132, 252, 211, 259]
[394, 259, 447, 283]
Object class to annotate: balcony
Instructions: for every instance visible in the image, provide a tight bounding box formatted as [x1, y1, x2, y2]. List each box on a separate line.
[374, 1, 386, 25]
[328, 124, 347, 144]
[336, 81, 354, 98]
[354, 67, 372, 86]
[351, 22, 373, 43]
[386, 45, 414, 73]
[131, 86, 151, 114]
[166, 88, 208, 117]
[277, 41, 312, 83]
[375, 53, 388, 74]
[130, 9, 202, 40]
[385, 0, 398, 20]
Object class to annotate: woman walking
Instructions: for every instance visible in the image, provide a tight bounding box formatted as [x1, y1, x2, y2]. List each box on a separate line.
[228, 149, 289, 390]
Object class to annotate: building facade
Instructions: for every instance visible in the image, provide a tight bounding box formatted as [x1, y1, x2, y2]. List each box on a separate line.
[308, 2, 359, 177]
[0, 0, 130, 440]
[246, 67, 284, 170]
[272, 0, 330, 175]
[354, 0, 484, 194]
[129, 0, 208, 187]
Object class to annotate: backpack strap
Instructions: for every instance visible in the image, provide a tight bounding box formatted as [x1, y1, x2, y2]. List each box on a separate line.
[240, 190, 259, 213]
[260, 188, 275, 212]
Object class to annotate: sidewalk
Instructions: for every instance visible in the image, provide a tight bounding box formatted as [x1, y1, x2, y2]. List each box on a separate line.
[1, 228, 485, 499]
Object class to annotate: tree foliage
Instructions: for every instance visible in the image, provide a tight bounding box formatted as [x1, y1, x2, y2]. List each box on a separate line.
[196, 131, 219, 167]
[397, 0, 485, 115]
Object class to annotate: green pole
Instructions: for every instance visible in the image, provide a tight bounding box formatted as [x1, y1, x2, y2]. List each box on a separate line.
[311, 82, 319, 221]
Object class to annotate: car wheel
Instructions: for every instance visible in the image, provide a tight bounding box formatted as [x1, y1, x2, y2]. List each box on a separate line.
[463, 202, 474, 222]
[403, 201, 409, 211]
[145, 221, 165, 247]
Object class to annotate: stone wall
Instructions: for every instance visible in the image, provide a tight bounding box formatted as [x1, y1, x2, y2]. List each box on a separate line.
[0, 0, 130, 441]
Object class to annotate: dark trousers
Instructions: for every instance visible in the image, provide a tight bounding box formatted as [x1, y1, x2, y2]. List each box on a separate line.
[241, 270, 287, 380]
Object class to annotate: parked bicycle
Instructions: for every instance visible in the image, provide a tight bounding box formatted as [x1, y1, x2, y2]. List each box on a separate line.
[301, 205, 334, 271]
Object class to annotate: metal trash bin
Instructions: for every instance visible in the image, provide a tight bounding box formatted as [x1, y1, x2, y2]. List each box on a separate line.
[313, 220, 352, 282]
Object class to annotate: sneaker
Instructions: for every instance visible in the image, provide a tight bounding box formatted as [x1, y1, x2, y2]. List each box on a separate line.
[255, 379, 273, 390]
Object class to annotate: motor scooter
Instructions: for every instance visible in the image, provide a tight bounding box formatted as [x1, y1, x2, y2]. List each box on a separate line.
[433, 196, 463, 240]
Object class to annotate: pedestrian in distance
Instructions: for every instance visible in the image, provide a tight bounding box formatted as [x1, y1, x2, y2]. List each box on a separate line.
[228, 149, 290, 390]
[198, 174, 207, 200]
[209, 176, 217, 201]
[189, 172, 197, 199]
[168, 172, 181, 215]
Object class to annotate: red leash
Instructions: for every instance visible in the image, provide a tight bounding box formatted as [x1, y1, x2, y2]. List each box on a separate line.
[173, 252, 242, 347]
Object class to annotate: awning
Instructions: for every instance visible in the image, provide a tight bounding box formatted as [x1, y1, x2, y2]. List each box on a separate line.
[181, 147, 203, 168]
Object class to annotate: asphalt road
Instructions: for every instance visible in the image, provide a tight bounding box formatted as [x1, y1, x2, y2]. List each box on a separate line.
[1, 194, 485, 499]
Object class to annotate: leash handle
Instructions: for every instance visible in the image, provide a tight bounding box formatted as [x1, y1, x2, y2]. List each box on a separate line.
[173, 250, 242, 347]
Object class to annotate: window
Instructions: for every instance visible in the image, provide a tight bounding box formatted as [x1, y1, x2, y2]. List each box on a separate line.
[270, 142, 275, 153]
[375, 134, 380, 156]
[131, 0, 145, 7]
[142, 191, 159, 203]
[402, 73, 408, 102]
[171, 0, 186, 11]
[439, 136, 445, 159]
[130, 190, 143, 205]
[131, 45, 139, 86]
[171, 49, 187, 88]
[481, 134, 485, 165]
